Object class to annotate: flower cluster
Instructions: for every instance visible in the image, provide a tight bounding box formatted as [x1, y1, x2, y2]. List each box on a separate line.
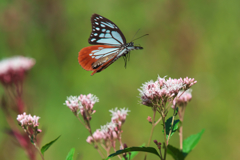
[86, 122, 117, 144]
[110, 107, 130, 127]
[0, 56, 35, 85]
[138, 76, 197, 107]
[86, 108, 130, 149]
[16, 112, 42, 142]
[17, 112, 40, 128]
[172, 89, 192, 108]
[64, 94, 99, 119]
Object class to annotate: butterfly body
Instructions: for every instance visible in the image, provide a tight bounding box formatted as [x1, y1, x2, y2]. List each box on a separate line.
[78, 14, 143, 75]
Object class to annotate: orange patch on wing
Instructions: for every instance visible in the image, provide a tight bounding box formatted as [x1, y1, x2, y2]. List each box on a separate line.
[78, 45, 116, 75]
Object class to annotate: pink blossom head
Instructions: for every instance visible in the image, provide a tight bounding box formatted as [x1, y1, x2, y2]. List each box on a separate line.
[78, 94, 99, 110]
[64, 93, 98, 118]
[138, 80, 161, 106]
[100, 122, 117, 140]
[0, 56, 35, 85]
[16, 112, 40, 128]
[86, 129, 105, 144]
[172, 89, 192, 108]
[64, 96, 81, 114]
[183, 77, 197, 89]
[139, 76, 197, 107]
[92, 129, 105, 142]
[110, 108, 130, 124]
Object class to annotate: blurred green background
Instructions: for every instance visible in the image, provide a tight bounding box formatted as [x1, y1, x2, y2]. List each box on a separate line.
[0, 0, 240, 159]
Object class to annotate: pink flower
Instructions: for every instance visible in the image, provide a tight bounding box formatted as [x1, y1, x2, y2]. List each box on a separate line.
[64, 94, 98, 118]
[139, 76, 197, 107]
[110, 108, 130, 124]
[86, 136, 94, 144]
[0, 56, 35, 85]
[172, 89, 192, 108]
[99, 122, 117, 140]
[183, 77, 197, 89]
[64, 96, 81, 113]
[78, 94, 99, 110]
[92, 129, 104, 142]
[147, 116, 152, 123]
[16, 112, 40, 128]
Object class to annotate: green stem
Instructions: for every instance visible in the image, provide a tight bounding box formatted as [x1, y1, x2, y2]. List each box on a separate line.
[33, 143, 44, 160]
[162, 114, 167, 160]
[166, 108, 176, 145]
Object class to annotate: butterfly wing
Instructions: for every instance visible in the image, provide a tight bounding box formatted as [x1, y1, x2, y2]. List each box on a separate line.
[78, 45, 123, 75]
[88, 14, 126, 46]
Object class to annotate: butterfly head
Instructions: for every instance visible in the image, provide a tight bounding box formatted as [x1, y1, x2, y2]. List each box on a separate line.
[126, 42, 143, 50]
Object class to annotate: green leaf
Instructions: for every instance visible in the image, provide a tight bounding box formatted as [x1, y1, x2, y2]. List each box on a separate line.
[106, 146, 160, 160]
[163, 117, 180, 140]
[167, 145, 185, 160]
[183, 129, 205, 155]
[122, 144, 145, 160]
[65, 148, 75, 160]
[41, 135, 61, 155]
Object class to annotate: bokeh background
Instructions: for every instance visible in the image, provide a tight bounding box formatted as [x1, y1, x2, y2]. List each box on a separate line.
[0, 0, 240, 159]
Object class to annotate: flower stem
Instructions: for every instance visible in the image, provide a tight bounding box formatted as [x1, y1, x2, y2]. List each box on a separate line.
[144, 109, 157, 160]
[166, 108, 176, 145]
[147, 110, 156, 147]
[33, 143, 45, 160]
[161, 114, 167, 160]
[179, 125, 183, 150]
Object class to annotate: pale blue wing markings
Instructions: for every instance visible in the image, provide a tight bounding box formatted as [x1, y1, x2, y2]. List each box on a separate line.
[95, 50, 118, 59]
[91, 48, 117, 56]
[102, 29, 106, 32]
[91, 38, 96, 42]
[105, 33, 112, 38]
[90, 48, 119, 59]
[96, 38, 120, 45]
[100, 24, 105, 27]
[95, 22, 99, 25]
[96, 27, 100, 31]
[99, 33, 104, 38]
[111, 31, 124, 44]
[101, 21, 115, 29]
[106, 30, 110, 33]
[94, 33, 98, 36]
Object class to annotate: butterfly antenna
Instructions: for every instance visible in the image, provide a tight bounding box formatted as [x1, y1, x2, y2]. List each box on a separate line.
[130, 29, 141, 42]
[132, 34, 149, 42]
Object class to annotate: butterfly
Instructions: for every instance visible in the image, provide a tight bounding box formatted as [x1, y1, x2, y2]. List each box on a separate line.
[78, 13, 145, 75]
